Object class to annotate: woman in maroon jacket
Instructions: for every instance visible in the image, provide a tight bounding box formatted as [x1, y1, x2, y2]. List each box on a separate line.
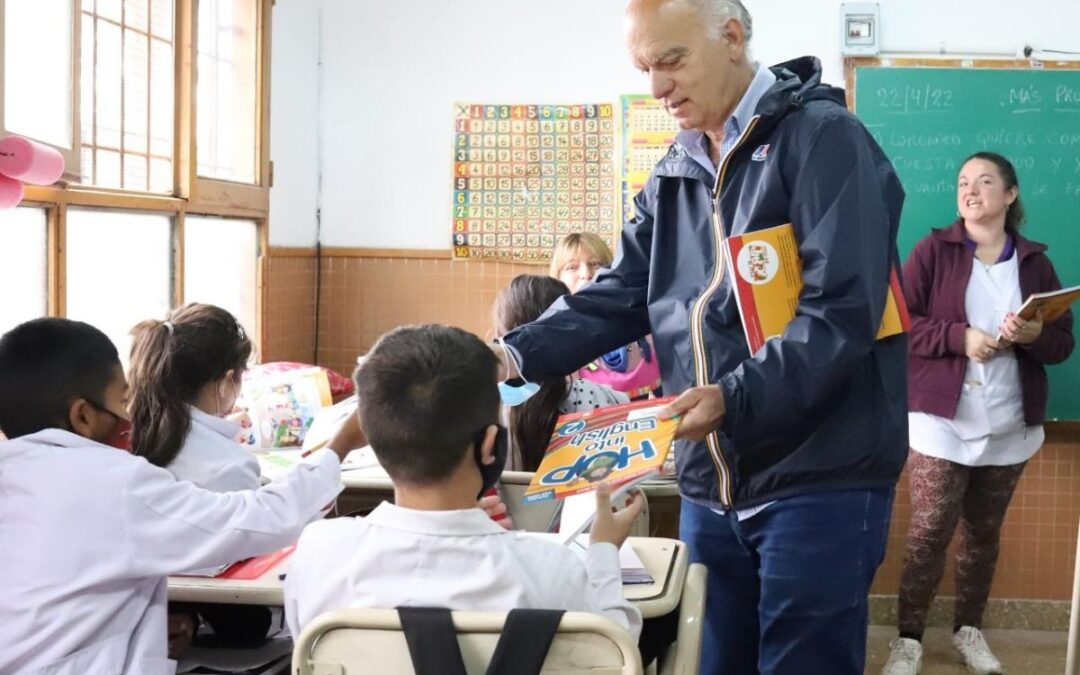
[883, 152, 1074, 675]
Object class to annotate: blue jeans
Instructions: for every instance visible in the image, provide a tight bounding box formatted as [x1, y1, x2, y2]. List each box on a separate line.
[680, 488, 894, 675]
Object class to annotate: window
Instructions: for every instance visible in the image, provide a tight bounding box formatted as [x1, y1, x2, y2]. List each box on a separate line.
[197, 0, 259, 183]
[66, 208, 172, 364]
[80, 0, 175, 192]
[1, 0, 79, 171]
[184, 215, 258, 337]
[8, 1, 272, 359]
[0, 206, 48, 336]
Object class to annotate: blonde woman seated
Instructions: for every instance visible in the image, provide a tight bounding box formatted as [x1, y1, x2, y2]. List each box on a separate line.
[551, 233, 662, 401]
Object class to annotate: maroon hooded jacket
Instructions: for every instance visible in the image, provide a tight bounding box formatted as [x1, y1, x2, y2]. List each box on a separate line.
[902, 218, 1075, 425]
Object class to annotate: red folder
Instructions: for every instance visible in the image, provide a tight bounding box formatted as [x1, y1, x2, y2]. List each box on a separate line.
[217, 545, 295, 580]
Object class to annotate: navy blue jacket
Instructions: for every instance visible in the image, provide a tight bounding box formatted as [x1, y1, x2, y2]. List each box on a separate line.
[505, 57, 909, 509]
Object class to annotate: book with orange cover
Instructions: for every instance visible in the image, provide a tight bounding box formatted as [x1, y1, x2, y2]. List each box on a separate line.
[725, 223, 911, 354]
[523, 397, 677, 504]
[1015, 285, 1080, 324]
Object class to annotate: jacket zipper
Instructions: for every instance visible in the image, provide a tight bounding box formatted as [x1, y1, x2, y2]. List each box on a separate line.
[688, 116, 761, 508]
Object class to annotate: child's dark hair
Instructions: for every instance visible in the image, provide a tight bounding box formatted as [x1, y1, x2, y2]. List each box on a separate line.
[0, 318, 120, 438]
[963, 151, 1026, 230]
[128, 303, 252, 467]
[356, 324, 500, 485]
[493, 275, 570, 471]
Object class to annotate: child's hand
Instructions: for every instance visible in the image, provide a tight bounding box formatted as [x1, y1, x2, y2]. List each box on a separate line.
[326, 411, 367, 462]
[167, 609, 197, 659]
[478, 491, 514, 530]
[590, 483, 645, 549]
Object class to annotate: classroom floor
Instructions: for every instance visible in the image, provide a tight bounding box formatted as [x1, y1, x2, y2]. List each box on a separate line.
[864, 626, 1068, 674]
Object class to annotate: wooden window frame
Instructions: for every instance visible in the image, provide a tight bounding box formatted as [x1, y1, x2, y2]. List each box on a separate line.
[15, 0, 272, 356]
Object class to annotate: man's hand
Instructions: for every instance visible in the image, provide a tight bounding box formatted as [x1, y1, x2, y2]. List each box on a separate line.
[590, 483, 645, 549]
[998, 310, 1044, 346]
[326, 411, 367, 462]
[659, 385, 726, 441]
[965, 327, 1004, 363]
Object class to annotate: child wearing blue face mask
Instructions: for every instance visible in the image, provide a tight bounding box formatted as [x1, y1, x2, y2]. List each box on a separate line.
[284, 324, 644, 640]
[493, 275, 628, 471]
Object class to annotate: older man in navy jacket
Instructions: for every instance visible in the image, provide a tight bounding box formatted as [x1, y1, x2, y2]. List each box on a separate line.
[498, 1, 908, 673]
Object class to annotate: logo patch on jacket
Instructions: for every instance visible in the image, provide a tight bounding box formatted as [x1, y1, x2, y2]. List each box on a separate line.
[751, 144, 770, 161]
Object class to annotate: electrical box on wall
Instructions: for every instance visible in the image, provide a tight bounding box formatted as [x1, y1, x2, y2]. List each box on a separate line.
[840, 3, 880, 55]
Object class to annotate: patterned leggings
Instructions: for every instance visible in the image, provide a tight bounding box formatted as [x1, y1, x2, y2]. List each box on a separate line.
[896, 449, 1027, 636]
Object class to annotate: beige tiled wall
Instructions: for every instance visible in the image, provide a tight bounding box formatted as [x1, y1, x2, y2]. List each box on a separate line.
[264, 248, 1080, 602]
[871, 423, 1080, 601]
[261, 254, 318, 364]
[315, 255, 538, 378]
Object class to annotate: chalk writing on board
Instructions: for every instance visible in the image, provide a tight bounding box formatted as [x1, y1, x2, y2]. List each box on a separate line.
[874, 85, 953, 113]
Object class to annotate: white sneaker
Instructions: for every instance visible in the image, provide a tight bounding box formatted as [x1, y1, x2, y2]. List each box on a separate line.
[952, 626, 1003, 674]
[882, 637, 922, 675]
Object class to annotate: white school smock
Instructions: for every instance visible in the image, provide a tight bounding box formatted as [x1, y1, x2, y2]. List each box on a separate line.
[167, 406, 260, 492]
[284, 502, 642, 641]
[0, 429, 342, 675]
[909, 254, 1044, 466]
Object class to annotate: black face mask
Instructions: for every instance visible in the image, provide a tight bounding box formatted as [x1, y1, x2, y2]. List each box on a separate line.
[474, 424, 508, 500]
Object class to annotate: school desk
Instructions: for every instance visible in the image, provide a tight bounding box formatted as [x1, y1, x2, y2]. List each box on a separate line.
[167, 536, 688, 620]
[332, 465, 681, 534]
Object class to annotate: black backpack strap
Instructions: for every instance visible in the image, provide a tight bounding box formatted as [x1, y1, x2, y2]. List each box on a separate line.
[397, 607, 467, 675]
[484, 608, 565, 675]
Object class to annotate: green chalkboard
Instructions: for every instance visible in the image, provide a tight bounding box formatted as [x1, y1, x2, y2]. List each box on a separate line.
[852, 65, 1080, 419]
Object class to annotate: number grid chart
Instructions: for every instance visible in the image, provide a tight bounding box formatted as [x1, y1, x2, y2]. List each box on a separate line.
[450, 103, 618, 264]
[620, 95, 681, 222]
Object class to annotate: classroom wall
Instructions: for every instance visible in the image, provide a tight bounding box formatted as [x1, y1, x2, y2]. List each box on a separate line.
[267, 0, 321, 247]
[261, 0, 1080, 611]
[307, 0, 1080, 249]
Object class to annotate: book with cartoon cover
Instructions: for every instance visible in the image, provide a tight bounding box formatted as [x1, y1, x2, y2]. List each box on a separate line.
[725, 222, 911, 354]
[234, 367, 332, 448]
[523, 397, 678, 504]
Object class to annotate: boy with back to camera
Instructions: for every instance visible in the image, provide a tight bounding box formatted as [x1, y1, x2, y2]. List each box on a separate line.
[284, 324, 644, 640]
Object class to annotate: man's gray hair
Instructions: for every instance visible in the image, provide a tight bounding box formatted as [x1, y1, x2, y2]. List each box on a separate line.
[679, 0, 753, 43]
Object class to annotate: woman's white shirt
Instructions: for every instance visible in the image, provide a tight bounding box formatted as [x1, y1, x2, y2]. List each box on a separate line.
[167, 406, 261, 491]
[909, 253, 1044, 466]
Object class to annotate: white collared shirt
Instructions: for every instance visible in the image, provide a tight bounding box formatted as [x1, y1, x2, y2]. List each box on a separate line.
[167, 406, 260, 492]
[284, 502, 642, 640]
[0, 430, 342, 675]
[675, 62, 777, 177]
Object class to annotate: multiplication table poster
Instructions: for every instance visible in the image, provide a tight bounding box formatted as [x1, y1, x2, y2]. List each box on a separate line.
[450, 103, 618, 264]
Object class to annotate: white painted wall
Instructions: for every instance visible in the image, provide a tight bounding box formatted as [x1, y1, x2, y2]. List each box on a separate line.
[269, 0, 1080, 248]
[267, 0, 321, 246]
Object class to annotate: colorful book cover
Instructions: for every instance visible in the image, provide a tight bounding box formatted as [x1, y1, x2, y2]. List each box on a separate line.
[1015, 285, 1080, 324]
[726, 222, 911, 354]
[523, 397, 678, 504]
[235, 367, 333, 448]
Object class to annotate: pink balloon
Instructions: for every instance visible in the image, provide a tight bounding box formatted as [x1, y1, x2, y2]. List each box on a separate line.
[0, 173, 24, 210]
[0, 135, 65, 185]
